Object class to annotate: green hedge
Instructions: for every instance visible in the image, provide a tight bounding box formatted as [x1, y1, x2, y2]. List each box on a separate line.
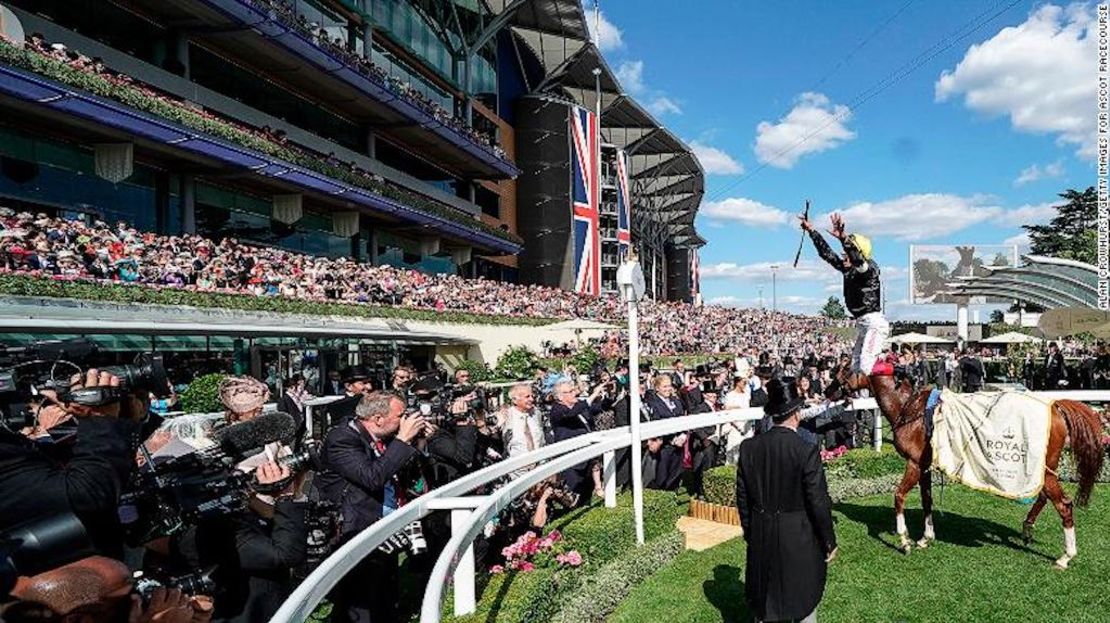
[0, 274, 555, 327]
[179, 373, 226, 414]
[0, 40, 520, 246]
[447, 490, 685, 623]
[704, 447, 908, 508]
[550, 531, 685, 623]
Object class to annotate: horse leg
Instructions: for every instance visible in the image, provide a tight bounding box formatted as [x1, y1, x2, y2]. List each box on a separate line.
[1021, 492, 1048, 545]
[916, 469, 935, 549]
[894, 461, 921, 553]
[1042, 474, 1077, 569]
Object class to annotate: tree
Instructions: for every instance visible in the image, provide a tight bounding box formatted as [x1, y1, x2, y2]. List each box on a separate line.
[820, 296, 847, 319]
[989, 309, 1005, 323]
[1024, 187, 1096, 264]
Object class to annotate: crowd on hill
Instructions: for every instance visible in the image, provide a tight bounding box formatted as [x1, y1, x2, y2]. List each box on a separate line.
[0, 210, 851, 356]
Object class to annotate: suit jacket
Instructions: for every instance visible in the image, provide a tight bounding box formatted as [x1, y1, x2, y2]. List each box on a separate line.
[959, 356, 985, 388]
[322, 380, 345, 396]
[736, 427, 836, 622]
[317, 419, 419, 537]
[644, 393, 685, 420]
[1044, 352, 1066, 386]
[179, 500, 307, 623]
[549, 399, 607, 443]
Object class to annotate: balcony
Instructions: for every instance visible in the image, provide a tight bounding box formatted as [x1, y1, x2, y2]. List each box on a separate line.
[127, 0, 519, 179]
[0, 44, 521, 254]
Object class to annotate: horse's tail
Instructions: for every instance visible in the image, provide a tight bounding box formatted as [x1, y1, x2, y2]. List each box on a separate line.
[1057, 399, 1105, 507]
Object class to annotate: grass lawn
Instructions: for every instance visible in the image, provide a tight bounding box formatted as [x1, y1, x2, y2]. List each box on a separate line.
[609, 484, 1110, 623]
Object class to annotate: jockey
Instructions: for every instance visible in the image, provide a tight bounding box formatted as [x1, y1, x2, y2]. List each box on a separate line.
[800, 213, 890, 376]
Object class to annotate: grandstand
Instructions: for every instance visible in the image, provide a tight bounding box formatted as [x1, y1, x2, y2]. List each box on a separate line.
[0, 0, 702, 301]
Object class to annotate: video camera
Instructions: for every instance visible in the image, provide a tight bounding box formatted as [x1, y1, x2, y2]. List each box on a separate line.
[120, 412, 314, 543]
[132, 568, 216, 604]
[0, 337, 170, 425]
[406, 374, 496, 427]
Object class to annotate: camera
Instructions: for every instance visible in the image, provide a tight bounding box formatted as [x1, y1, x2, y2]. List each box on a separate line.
[133, 568, 216, 603]
[405, 374, 496, 427]
[1, 513, 93, 597]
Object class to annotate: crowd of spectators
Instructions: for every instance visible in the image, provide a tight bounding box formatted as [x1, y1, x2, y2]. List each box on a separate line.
[246, 0, 507, 159]
[0, 210, 852, 356]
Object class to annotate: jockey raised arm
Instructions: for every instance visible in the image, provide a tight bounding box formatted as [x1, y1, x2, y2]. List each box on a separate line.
[800, 213, 890, 376]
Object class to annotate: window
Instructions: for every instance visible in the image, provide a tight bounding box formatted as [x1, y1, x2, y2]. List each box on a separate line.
[474, 185, 500, 219]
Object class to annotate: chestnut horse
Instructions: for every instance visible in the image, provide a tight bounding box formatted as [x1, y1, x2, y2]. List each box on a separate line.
[827, 368, 1104, 568]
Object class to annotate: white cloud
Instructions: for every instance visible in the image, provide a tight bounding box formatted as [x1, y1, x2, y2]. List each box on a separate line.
[707, 294, 824, 312]
[754, 92, 856, 169]
[821, 193, 1003, 241]
[1003, 232, 1032, 250]
[936, 4, 1097, 158]
[701, 197, 789, 227]
[584, 3, 624, 51]
[690, 141, 744, 175]
[647, 96, 682, 116]
[701, 259, 840, 285]
[615, 60, 644, 94]
[1014, 161, 1065, 186]
[991, 202, 1057, 227]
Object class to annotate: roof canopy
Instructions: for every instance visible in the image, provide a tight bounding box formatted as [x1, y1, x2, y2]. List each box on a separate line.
[945, 255, 1098, 309]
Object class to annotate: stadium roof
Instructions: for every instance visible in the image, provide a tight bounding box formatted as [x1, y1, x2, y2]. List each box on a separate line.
[944, 255, 1098, 309]
[487, 0, 704, 249]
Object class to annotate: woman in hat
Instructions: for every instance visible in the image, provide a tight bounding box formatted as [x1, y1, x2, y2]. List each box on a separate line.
[736, 377, 837, 623]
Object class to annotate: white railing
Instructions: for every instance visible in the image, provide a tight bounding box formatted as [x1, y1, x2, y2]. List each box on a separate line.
[272, 400, 878, 622]
[274, 389, 1110, 623]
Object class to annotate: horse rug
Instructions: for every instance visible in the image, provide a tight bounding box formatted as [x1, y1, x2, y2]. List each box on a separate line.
[931, 389, 1053, 500]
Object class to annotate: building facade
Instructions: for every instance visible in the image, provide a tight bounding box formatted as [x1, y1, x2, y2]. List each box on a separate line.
[0, 0, 702, 300]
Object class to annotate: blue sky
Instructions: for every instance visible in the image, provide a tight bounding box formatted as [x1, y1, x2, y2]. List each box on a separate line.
[588, 1, 1095, 321]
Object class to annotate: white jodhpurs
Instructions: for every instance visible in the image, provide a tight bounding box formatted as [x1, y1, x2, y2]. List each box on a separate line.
[852, 312, 890, 374]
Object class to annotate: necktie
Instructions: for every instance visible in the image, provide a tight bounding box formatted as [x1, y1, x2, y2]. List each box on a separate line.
[374, 438, 398, 514]
[522, 414, 536, 452]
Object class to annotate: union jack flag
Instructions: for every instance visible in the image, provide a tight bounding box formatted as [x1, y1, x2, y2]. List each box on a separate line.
[615, 148, 632, 259]
[570, 105, 600, 295]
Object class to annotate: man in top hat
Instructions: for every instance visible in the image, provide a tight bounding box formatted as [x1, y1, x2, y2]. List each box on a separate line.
[685, 381, 721, 497]
[324, 365, 376, 424]
[801, 213, 889, 382]
[736, 377, 837, 623]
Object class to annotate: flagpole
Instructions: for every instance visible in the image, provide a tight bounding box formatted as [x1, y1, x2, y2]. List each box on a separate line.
[593, 1, 603, 296]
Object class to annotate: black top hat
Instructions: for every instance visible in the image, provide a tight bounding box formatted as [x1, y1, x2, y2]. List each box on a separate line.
[764, 378, 805, 418]
[754, 365, 774, 377]
[694, 364, 710, 377]
[616, 358, 630, 370]
[342, 365, 374, 384]
[700, 380, 719, 395]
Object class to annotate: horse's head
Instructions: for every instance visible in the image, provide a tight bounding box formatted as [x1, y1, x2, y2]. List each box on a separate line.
[824, 363, 871, 401]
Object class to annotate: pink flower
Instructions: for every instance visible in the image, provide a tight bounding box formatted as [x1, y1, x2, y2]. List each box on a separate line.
[556, 550, 583, 567]
[519, 561, 535, 572]
[490, 565, 504, 574]
[501, 546, 515, 559]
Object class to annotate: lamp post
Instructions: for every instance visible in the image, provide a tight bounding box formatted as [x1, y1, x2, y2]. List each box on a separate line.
[616, 255, 646, 545]
[770, 264, 779, 313]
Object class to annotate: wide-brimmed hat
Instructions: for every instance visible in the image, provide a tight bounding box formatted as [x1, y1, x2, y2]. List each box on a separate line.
[763, 378, 805, 417]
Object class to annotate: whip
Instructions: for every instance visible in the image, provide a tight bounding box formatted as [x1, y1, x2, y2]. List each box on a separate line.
[793, 199, 810, 268]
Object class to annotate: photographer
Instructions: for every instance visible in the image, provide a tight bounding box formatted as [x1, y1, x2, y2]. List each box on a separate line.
[318, 391, 428, 623]
[549, 380, 611, 499]
[424, 384, 502, 487]
[172, 460, 307, 623]
[0, 368, 142, 557]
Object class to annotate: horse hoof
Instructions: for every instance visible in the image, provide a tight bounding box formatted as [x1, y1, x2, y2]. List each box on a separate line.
[1053, 557, 1071, 570]
[916, 538, 931, 549]
[899, 541, 913, 554]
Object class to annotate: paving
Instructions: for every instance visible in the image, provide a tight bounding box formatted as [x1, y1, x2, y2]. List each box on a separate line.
[676, 516, 742, 551]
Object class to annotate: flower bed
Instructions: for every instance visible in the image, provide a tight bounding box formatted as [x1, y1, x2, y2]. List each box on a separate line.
[0, 39, 521, 246]
[446, 490, 686, 623]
